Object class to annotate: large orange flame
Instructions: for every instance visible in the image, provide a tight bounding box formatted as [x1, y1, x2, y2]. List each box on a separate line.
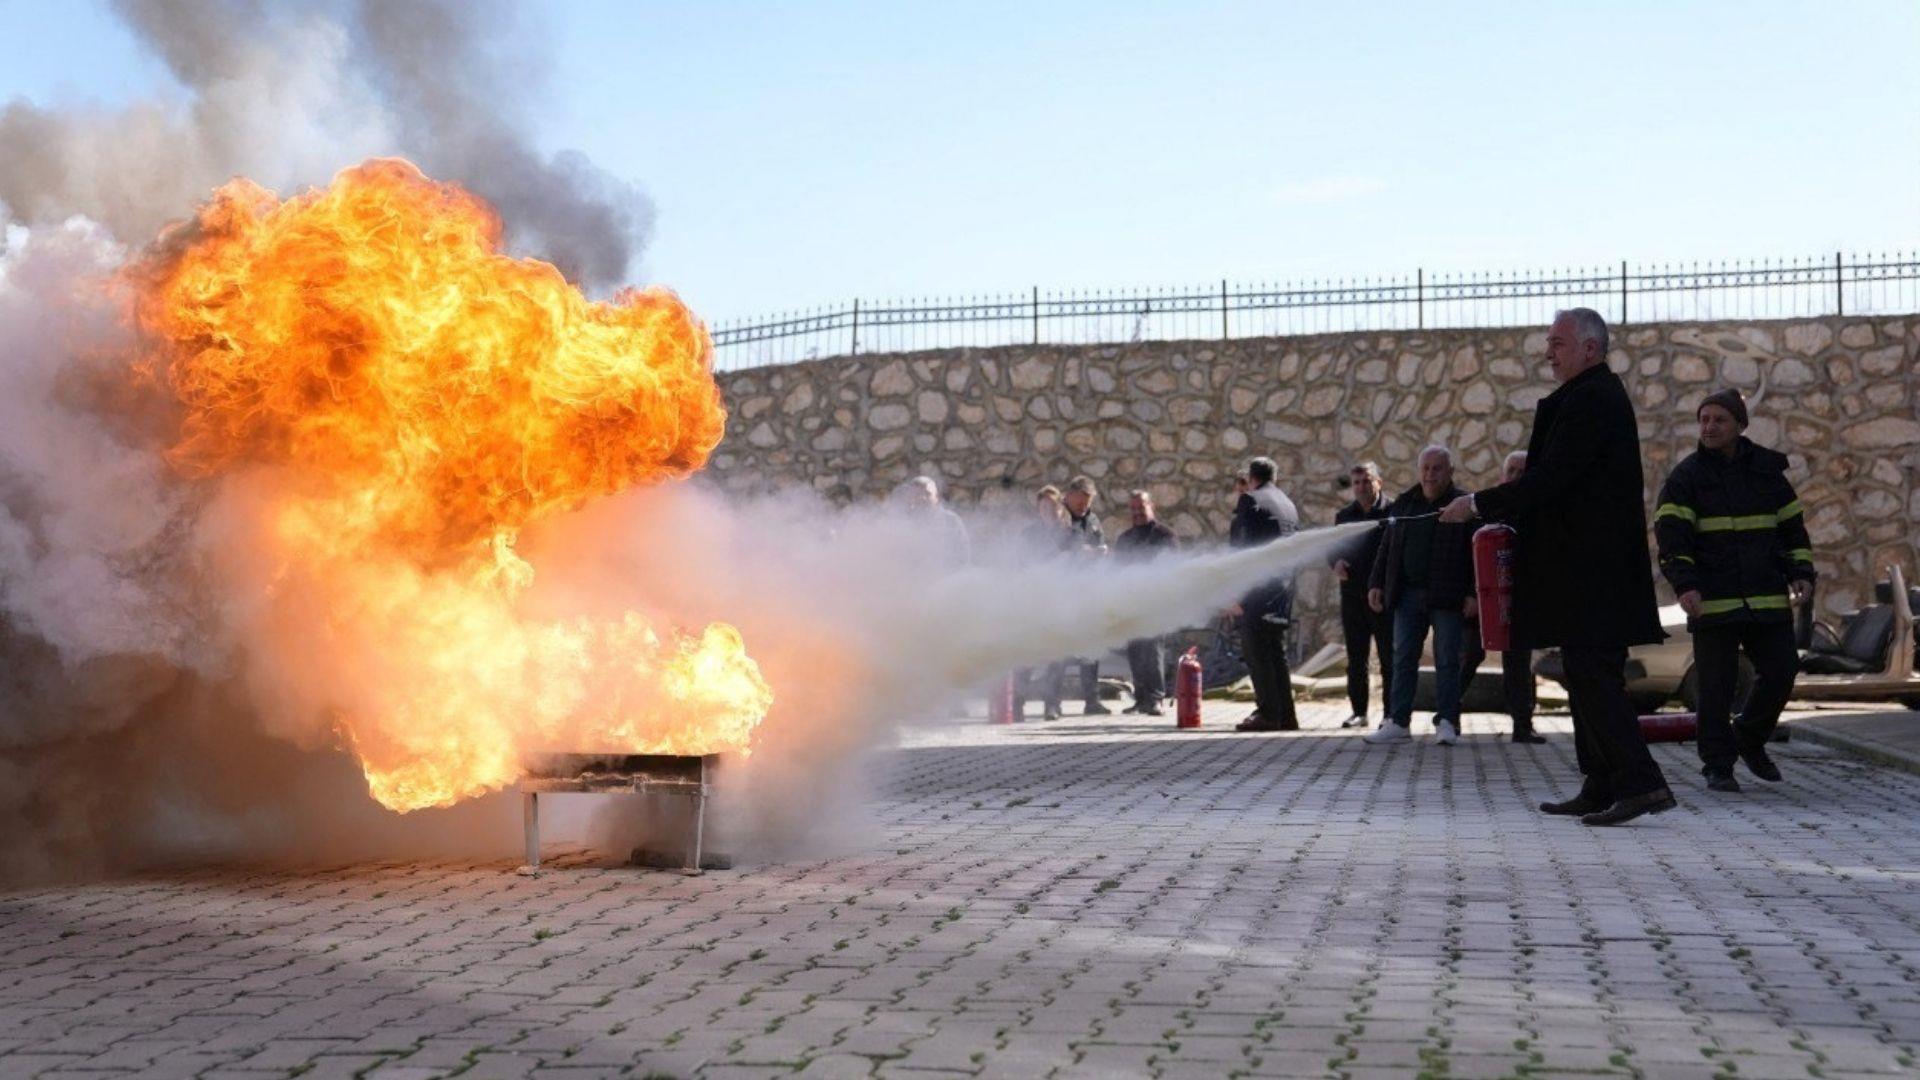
[130, 159, 772, 811]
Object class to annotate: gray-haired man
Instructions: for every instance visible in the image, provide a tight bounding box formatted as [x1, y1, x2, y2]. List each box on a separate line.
[1440, 309, 1673, 826]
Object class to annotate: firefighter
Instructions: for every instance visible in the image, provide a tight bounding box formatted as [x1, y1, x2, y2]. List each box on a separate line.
[1654, 387, 1813, 792]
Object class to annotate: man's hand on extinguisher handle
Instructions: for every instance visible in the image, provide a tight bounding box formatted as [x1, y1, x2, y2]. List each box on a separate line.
[1678, 590, 1703, 618]
[1438, 494, 1477, 524]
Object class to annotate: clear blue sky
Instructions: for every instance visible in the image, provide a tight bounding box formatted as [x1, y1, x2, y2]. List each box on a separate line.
[4, 1, 1916, 326]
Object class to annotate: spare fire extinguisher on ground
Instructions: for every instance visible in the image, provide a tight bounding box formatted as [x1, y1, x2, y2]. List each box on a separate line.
[988, 673, 1017, 725]
[1638, 712, 1697, 743]
[1175, 648, 1203, 729]
[1471, 523, 1517, 653]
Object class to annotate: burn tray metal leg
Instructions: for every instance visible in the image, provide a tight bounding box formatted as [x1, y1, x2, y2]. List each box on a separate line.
[687, 777, 707, 873]
[520, 790, 541, 873]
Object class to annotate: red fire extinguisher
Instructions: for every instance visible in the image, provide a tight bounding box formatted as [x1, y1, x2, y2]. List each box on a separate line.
[989, 673, 1017, 725]
[1472, 524, 1517, 653]
[1175, 648, 1203, 729]
[1638, 712, 1698, 743]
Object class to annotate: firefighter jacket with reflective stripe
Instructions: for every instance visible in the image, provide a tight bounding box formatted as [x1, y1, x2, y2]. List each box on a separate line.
[1654, 437, 1815, 628]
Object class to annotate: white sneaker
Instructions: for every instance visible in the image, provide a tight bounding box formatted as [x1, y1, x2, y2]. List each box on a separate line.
[1435, 719, 1460, 746]
[1364, 722, 1412, 745]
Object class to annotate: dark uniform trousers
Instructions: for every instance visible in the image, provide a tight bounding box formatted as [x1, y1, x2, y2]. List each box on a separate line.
[1692, 621, 1798, 774]
[1240, 611, 1298, 727]
[1562, 647, 1667, 802]
[1339, 590, 1393, 720]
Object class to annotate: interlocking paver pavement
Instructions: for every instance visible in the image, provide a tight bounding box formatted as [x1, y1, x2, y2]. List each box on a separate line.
[5, 701, 1920, 1079]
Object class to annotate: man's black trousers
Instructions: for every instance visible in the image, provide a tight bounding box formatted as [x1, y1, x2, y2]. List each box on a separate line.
[1126, 638, 1166, 707]
[1561, 646, 1668, 802]
[1461, 617, 1535, 733]
[1239, 611, 1298, 727]
[1692, 621, 1798, 775]
[1339, 591, 1393, 720]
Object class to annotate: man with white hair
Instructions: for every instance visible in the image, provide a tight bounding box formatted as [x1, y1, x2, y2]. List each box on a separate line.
[1440, 309, 1673, 826]
[1365, 445, 1475, 745]
[897, 474, 970, 563]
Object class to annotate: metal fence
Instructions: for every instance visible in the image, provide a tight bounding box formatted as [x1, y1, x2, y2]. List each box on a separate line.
[708, 251, 1920, 372]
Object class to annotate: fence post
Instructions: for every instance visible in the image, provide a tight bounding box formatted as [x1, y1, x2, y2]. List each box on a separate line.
[1031, 285, 1040, 345]
[1835, 251, 1844, 316]
[1416, 268, 1423, 329]
[849, 298, 860, 356]
[1620, 260, 1628, 327]
[1220, 278, 1229, 340]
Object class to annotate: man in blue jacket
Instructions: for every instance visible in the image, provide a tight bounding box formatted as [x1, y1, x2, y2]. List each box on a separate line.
[1654, 388, 1813, 792]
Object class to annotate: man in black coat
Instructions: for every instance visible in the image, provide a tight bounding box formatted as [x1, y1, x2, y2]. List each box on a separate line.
[1440, 308, 1675, 826]
[1230, 456, 1301, 732]
[1331, 461, 1394, 729]
[1115, 490, 1179, 714]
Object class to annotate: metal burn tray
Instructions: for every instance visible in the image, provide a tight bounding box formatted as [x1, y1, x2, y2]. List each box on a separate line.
[519, 753, 722, 874]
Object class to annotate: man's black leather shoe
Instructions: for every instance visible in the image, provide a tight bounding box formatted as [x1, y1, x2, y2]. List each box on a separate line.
[1539, 794, 1606, 816]
[1705, 770, 1741, 793]
[1510, 729, 1547, 744]
[1740, 747, 1783, 782]
[1580, 788, 1678, 827]
[1084, 701, 1113, 716]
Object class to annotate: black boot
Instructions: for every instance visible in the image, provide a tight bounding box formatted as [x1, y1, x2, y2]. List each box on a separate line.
[1739, 746, 1783, 782]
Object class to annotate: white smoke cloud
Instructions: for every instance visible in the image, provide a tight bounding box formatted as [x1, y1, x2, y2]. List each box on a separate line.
[0, 1, 1365, 883]
[0, 221, 198, 667]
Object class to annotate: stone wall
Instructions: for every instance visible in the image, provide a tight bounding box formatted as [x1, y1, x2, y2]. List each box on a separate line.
[708, 316, 1920, 651]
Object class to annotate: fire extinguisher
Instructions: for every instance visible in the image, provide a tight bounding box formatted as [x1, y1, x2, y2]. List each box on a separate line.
[989, 673, 1017, 725]
[1638, 712, 1697, 743]
[1175, 648, 1203, 729]
[1471, 524, 1517, 653]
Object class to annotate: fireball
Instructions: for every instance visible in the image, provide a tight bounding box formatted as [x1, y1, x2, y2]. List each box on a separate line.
[129, 159, 772, 811]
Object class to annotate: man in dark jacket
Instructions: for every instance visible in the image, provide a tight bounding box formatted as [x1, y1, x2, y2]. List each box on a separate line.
[1332, 461, 1394, 729]
[1115, 490, 1179, 714]
[1441, 308, 1674, 826]
[1366, 446, 1475, 746]
[1460, 450, 1544, 743]
[1062, 476, 1112, 716]
[1230, 456, 1300, 732]
[1015, 485, 1074, 719]
[1654, 388, 1813, 792]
